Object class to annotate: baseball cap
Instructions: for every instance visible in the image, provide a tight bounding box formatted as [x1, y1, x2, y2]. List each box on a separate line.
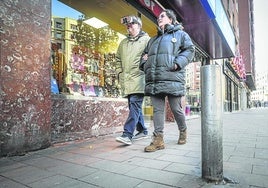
[120, 15, 142, 26]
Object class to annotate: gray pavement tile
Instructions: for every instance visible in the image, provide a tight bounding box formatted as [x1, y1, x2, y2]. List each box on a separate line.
[235, 142, 257, 149]
[80, 170, 143, 188]
[223, 145, 236, 153]
[66, 146, 102, 156]
[225, 171, 268, 188]
[46, 151, 103, 166]
[122, 149, 164, 160]
[156, 154, 200, 166]
[46, 163, 98, 178]
[0, 157, 12, 166]
[53, 179, 99, 188]
[163, 163, 201, 177]
[88, 142, 122, 153]
[21, 156, 72, 169]
[231, 147, 256, 158]
[125, 166, 184, 187]
[185, 136, 201, 144]
[185, 151, 201, 158]
[201, 183, 244, 188]
[132, 139, 152, 147]
[0, 158, 27, 173]
[160, 148, 191, 156]
[1, 109, 268, 188]
[6, 152, 43, 162]
[177, 174, 206, 188]
[0, 176, 28, 188]
[30, 146, 64, 156]
[255, 148, 268, 159]
[87, 160, 138, 174]
[224, 161, 253, 174]
[256, 136, 268, 143]
[86, 143, 131, 155]
[164, 162, 201, 176]
[256, 140, 268, 149]
[256, 142, 268, 149]
[41, 150, 69, 160]
[0, 165, 56, 184]
[135, 180, 175, 188]
[27, 174, 75, 188]
[252, 164, 268, 176]
[167, 142, 201, 152]
[91, 151, 135, 162]
[256, 132, 268, 139]
[228, 156, 268, 166]
[122, 157, 172, 170]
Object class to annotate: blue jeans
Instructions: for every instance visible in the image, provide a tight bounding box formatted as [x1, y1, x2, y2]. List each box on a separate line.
[122, 94, 147, 138]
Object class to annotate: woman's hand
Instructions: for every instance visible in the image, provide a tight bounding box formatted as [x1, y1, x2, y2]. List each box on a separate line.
[142, 54, 148, 61]
[174, 64, 181, 71]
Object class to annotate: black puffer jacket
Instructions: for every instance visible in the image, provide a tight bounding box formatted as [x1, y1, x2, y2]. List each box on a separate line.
[140, 24, 195, 96]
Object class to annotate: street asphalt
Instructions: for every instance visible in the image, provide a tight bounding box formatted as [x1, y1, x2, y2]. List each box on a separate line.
[0, 108, 268, 188]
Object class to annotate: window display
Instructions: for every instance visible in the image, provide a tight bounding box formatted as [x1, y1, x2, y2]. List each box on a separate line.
[51, 16, 122, 98]
[66, 46, 121, 97]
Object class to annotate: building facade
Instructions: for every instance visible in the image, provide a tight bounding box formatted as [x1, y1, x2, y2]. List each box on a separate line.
[0, 0, 256, 156]
[185, 61, 201, 108]
[251, 69, 268, 107]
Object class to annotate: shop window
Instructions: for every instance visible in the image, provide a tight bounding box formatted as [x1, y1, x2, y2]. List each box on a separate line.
[51, 4, 121, 97]
[55, 16, 121, 97]
[65, 47, 120, 97]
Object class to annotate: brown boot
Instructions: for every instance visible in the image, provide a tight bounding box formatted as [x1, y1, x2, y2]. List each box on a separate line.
[178, 129, 187, 145]
[144, 132, 165, 152]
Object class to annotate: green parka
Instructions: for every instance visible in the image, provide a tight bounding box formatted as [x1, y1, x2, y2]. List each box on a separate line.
[116, 31, 150, 97]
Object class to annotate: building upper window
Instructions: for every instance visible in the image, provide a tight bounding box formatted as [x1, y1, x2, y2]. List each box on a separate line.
[56, 32, 62, 39]
[70, 24, 77, 30]
[56, 22, 62, 29]
[57, 43, 62, 49]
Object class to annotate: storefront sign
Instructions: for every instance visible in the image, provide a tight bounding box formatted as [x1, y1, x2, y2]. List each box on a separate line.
[223, 61, 240, 85]
[201, 0, 235, 56]
[138, 0, 163, 17]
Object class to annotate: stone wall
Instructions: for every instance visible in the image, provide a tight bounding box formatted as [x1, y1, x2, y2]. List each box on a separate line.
[51, 95, 129, 144]
[0, 0, 51, 156]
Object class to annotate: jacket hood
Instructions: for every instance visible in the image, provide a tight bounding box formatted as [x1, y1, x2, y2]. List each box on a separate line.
[127, 30, 148, 41]
[157, 24, 183, 35]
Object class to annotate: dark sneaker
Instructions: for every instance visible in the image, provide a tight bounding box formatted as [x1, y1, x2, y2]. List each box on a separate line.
[116, 136, 132, 145]
[132, 132, 148, 140]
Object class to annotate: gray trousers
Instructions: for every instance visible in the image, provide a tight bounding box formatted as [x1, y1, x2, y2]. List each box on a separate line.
[151, 95, 186, 134]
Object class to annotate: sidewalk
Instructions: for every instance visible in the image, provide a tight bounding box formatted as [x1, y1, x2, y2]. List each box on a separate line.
[0, 108, 268, 188]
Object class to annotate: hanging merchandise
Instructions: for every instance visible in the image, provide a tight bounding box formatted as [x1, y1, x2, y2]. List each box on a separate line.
[66, 46, 121, 98]
[103, 53, 121, 97]
[67, 45, 103, 96]
[51, 43, 66, 92]
[67, 46, 122, 97]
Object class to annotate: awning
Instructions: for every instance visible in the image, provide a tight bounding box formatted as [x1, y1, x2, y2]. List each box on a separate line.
[59, 0, 235, 59]
[157, 0, 236, 59]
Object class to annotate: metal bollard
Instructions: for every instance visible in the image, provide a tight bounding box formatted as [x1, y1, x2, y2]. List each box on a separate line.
[201, 64, 223, 181]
